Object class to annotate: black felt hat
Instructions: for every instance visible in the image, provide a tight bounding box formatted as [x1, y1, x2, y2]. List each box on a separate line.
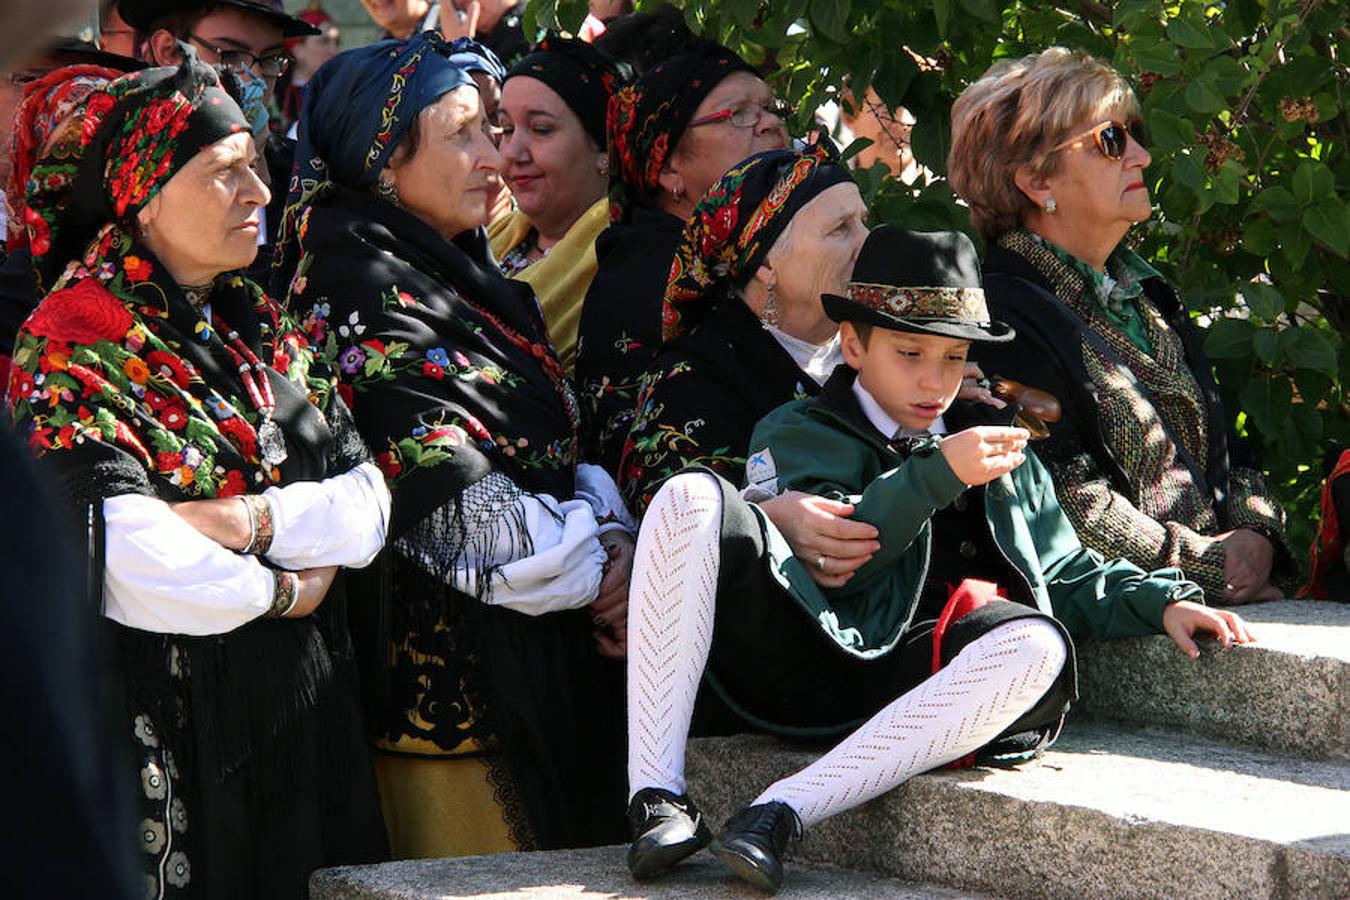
[120, 0, 320, 38]
[822, 225, 1015, 343]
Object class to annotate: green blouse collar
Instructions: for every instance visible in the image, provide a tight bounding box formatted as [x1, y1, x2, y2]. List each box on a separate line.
[1026, 232, 1162, 315]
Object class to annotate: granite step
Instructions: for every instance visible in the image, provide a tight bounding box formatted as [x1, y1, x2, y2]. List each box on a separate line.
[1073, 599, 1349, 759]
[685, 719, 1350, 899]
[310, 845, 995, 898]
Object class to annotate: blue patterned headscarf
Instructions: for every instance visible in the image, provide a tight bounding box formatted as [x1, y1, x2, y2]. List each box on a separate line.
[273, 32, 475, 292]
[447, 37, 507, 85]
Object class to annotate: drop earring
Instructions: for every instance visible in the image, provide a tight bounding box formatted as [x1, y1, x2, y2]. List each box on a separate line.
[598, 156, 609, 176]
[375, 175, 400, 206]
[760, 282, 781, 328]
[1044, 196, 1057, 214]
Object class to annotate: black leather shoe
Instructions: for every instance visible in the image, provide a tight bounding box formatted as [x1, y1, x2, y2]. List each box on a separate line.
[626, 787, 712, 880]
[710, 801, 802, 894]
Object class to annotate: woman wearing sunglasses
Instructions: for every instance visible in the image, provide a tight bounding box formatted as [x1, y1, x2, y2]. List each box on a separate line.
[948, 47, 1292, 607]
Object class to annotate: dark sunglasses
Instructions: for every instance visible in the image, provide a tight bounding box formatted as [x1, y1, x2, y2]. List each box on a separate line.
[1047, 119, 1147, 161]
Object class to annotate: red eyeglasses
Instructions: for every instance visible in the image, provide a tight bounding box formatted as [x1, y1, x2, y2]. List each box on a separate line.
[1047, 119, 1148, 161]
[688, 98, 794, 129]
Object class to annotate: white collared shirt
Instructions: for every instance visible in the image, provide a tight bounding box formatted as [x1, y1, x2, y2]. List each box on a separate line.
[764, 324, 843, 386]
[851, 377, 948, 440]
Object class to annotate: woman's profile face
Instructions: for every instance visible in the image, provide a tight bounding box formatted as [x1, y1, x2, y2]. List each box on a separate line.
[388, 85, 503, 240]
[670, 72, 789, 205]
[137, 131, 269, 285]
[498, 75, 607, 237]
[1039, 107, 1153, 235]
[767, 182, 869, 314]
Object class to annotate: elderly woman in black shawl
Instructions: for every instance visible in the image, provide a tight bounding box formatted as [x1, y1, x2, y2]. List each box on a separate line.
[275, 32, 632, 859]
[574, 39, 790, 475]
[8, 57, 389, 898]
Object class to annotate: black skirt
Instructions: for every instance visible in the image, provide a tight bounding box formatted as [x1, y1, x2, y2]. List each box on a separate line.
[696, 476, 1078, 750]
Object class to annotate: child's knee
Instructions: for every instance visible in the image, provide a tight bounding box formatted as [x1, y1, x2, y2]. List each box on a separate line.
[648, 472, 723, 528]
[995, 617, 1068, 677]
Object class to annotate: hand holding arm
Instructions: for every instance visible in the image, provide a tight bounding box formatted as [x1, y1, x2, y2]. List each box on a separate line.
[758, 491, 880, 588]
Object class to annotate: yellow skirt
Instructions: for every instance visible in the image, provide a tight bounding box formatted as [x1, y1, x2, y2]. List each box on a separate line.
[372, 737, 522, 859]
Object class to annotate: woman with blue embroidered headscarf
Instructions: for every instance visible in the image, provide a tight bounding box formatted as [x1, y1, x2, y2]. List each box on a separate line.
[275, 31, 632, 859]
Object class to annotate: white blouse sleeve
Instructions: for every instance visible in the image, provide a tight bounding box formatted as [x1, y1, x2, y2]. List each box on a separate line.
[103, 494, 277, 635]
[261, 461, 390, 570]
[393, 471, 607, 616]
[574, 462, 638, 536]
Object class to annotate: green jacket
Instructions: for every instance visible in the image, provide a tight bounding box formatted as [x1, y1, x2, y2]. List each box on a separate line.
[746, 367, 1203, 658]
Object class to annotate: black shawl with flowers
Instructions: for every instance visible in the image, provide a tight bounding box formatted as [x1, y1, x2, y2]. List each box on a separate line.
[288, 187, 581, 538]
[7, 216, 374, 743]
[286, 186, 625, 850]
[7, 56, 386, 895]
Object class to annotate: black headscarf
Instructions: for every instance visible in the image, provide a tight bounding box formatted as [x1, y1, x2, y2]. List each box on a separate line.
[505, 34, 629, 148]
[606, 38, 755, 218]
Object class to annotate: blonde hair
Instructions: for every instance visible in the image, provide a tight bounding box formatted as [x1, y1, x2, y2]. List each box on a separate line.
[947, 47, 1139, 241]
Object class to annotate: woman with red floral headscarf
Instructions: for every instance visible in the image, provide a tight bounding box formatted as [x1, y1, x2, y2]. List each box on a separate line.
[8, 55, 389, 898]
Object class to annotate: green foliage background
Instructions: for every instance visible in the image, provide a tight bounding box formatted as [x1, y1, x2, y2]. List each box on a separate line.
[531, 0, 1347, 557]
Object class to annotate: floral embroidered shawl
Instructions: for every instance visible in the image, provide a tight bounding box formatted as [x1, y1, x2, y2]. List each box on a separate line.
[287, 186, 579, 540]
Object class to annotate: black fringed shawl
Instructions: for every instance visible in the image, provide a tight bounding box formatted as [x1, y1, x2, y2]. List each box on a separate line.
[287, 186, 625, 849]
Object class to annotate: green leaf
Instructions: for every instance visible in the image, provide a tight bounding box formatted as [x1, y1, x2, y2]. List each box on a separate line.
[1202, 315, 1256, 358]
[1173, 154, 1205, 191]
[1146, 108, 1195, 154]
[872, 51, 918, 110]
[1214, 160, 1241, 205]
[1166, 18, 1212, 49]
[932, 0, 954, 39]
[1302, 197, 1349, 258]
[909, 109, 953, 176]
[1248, 186, 1300, 223]
[1132, 42, 1182, 77]
[1185, 80, 1226, 114]
[1283, 327, 1339, 376]
[1241, 283, 1285, 319]
[1282, 228, 1311, 267]
[1238, 375, 1293, 435]
[1291, 160, 1335, 206]
[840, 137, 874, 162]
[957, 0, 1001, 24]
[1241, 216, 1279, 256]
[810, 0, 852, 42]
[1252, 327, 1281, 364]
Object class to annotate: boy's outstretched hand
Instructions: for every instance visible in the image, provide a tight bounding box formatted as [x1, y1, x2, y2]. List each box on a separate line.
[939, 426, 1029, 486]
[1161, 600, 1256, 659]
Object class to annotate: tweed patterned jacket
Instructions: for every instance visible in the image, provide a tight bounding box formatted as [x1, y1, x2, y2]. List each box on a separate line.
[976, 229, 1292, 601]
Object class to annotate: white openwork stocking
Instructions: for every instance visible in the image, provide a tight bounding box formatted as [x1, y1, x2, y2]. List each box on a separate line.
[626, 472, 724, 800]
[753, 617, 1067, 828]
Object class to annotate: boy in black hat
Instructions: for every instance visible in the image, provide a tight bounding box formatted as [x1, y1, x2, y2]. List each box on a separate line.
[700, 225, 1254, 893]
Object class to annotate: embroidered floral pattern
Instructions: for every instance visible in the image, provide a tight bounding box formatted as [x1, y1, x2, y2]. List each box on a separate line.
[846, 283, 991, 323]
[9, 224, 329, 499]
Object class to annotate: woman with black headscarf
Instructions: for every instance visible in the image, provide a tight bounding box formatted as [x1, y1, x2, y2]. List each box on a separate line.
[8, 57, 389, 898]
[574, 39, 790, 475]
[275, 32, 632, 859]
[488, 34, 628, 372]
